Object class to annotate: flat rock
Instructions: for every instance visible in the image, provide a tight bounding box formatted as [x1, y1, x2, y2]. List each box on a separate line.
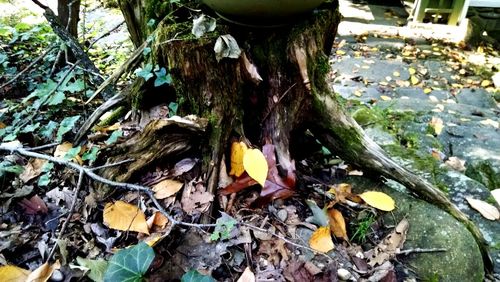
[349, 176, 484, 282]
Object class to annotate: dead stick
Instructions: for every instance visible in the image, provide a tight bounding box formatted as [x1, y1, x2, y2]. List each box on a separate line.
[397, 248, 447, 256]
[46, 170, 84, 262]
[0, 142, 215, 229]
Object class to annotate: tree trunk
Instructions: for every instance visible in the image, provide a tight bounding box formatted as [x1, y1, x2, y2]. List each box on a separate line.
[55, 0, 81, 65]
[95, 1, 493, 273]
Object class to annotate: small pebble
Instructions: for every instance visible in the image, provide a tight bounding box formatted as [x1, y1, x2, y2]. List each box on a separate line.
[50, 270, 64, 281]
[277, 209, 288, 221]
[337, 268, 352, 281]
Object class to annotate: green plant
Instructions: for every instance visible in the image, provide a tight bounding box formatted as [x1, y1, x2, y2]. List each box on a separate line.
[351, 213, 375, 244]
[210, 212, 237, 241]
[103, 242, 155, 282]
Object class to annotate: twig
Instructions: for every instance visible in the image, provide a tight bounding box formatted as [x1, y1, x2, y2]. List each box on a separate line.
[0, 47, 55, 90]
[0, 143, 216, 229]
[241, 222, 331, 259]
[90, 159, 134, 170]
[24, 142, 59, 151]
[262, 83, 297, 122]
[88, 20, 125, 49]
[84, 41, 147, 104]
[397, 248, 447, 255]
[46, 170, 84, 262]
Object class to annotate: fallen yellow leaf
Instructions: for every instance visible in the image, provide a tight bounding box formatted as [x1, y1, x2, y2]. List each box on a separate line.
[229, 142, 248, 177]
[328, 208, 348, 241]
[481, 80, 491, 87]
[103, 201, 150, 234]
[408, 67, 416, 75]
[26, 261, 60, 282]
[336, 50, 346, 55]
[429, 117, 444, 135]
[354, 90, 363, 97]
[410, 75, 419, 85]
[309, 226, 334, 253]
[380, 95, 392, 101]
[152, 179, 183, 199]
[243, 148, 268, 187]
[393, 71, 400, 77]
[359, 191, 395, 211]
[423, 88, 432, 94]
[466, 197, 499, 221]
[0, 265, 31, 282]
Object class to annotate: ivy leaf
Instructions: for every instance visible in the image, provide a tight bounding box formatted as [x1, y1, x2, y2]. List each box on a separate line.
[47, 91, 66, 106]
[105, 130, 123, 145]
[21, 122, 40, 133]
[210, 212, 237, 241]
[39, 121, 58, 139]
[134, 63, 154, 81]
[64, 146, 81, 160]
[181, 270, 215, 282]
[154, 67, 172, 87]
[103, 242, 155, 282]
[143, 47, 151, 56]
[168, 102, 178, 117]
[191, 14, 216, 38]
[56, 115, 80, 142]
[77, 257, 109, 282]
[82, 147, 100, 162]
[62, 79, 85, 93]
[214, 34, 241, 62]
[38, 173, 51, 186]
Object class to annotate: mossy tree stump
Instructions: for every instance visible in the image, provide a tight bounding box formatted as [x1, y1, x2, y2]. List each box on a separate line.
[99, 1, 492, 272]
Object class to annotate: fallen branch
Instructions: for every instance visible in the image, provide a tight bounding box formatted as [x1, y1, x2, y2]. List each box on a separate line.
[0, 142, 215, 229]
[397, 248, 447, 256]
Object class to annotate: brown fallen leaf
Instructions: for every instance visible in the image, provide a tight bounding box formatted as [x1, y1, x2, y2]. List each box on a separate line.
[309, 226, 334, 253]
[26, 260, 61, 282]
[19, 195, 48, 215]
[237, 266, 256, 282]
[152, 179, 183, 199]
[283, 261, 313, 282]
[466, 197, 499, 220]
[241, 52, 263, 85]
[19, 158, 46, 183]
[103, 201, 150, 234]
[365, 218, 409, 267]
[445, 156, 466, 172]
[328, 208, 348, 241]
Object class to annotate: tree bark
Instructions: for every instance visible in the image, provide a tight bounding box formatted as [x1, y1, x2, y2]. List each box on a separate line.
[95, 1, 493, 273]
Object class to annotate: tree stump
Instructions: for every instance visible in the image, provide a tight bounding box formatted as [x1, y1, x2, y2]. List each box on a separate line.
[98, 2, 492, 272]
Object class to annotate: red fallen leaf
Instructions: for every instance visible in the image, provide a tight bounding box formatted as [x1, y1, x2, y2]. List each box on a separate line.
[19, 195, 48, 215]
[219, 172, 257, 195]
[219, 143, 296, 205]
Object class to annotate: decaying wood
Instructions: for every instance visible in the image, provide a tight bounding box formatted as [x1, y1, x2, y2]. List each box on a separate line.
[96, 116, 207, 197]
[94, 3, 492, 272]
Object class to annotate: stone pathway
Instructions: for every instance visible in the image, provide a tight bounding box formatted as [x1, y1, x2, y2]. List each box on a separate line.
[332, 0, 500, 277]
